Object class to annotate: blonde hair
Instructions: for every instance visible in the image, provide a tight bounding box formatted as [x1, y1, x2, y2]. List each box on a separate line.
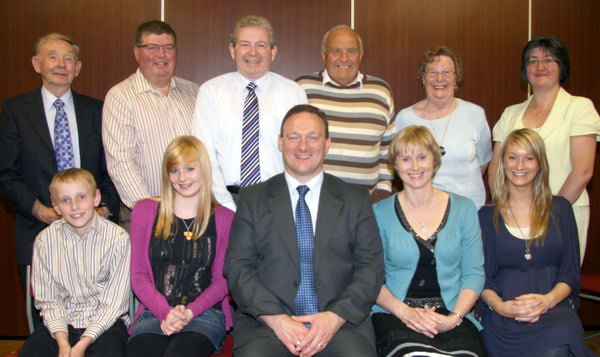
[388, 125, 442, 176]
[492, 128, 552, 241]
[155, 136, 215, 240]
[49, 168, 97, 204]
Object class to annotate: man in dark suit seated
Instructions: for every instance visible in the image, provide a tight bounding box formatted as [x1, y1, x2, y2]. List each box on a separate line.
[225, 104, 384, 357]
[0, 33, 119, 296]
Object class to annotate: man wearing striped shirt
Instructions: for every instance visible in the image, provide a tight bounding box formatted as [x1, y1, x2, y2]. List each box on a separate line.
[296, 25, 396, 202]
[103, 20, 199, 221]
[20, 168, 130, 357]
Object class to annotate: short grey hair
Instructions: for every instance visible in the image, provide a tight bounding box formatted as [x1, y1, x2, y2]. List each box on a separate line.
[34, 33, 80, 59]
[321, 25, 363, 54]
[230, 15, 276, 47]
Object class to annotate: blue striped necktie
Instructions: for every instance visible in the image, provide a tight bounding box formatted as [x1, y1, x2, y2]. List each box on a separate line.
[294, 185, 319, 321]
[240, 82, 260, 187]
[53, 99, 75, 171]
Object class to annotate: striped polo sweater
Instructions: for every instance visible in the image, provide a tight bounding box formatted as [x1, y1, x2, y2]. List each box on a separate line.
[296, 70, 396, 195]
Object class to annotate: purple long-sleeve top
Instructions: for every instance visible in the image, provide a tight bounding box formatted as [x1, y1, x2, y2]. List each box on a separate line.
[129, 199, 234, 333]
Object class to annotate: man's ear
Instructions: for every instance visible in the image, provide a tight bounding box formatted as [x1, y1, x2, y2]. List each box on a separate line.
[32, 56, 42, 74]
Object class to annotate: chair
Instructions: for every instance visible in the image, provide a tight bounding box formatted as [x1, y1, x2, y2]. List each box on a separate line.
[579, 273, 600, 340]
[25, 265, 34, 334]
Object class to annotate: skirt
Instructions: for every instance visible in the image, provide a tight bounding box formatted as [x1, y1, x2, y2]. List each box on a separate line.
[372, 312, 487, 357]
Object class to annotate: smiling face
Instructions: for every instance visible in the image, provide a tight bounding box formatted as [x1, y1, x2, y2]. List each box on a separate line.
[169, 160, 203, 200]
[230, 26, 277, 81]
[322, 27, 363, 86]
[503, 143, 540, 189]
[526, 47, 560, 90]
[279, 112, 331, 183]
[52, 181, 101, 237]
[32, 39, 81, 97]
[134, 33, 177, 88]
[395, 148, 435, 191]
[423, 55, 456, 101]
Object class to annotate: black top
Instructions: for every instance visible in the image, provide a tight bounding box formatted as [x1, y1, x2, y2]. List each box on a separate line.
[150, 214, 217, 307]
[394, 197, 450, 301]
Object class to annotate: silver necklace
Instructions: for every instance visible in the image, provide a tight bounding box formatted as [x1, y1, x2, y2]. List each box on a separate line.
[181, 217, 195, 241]
[508, 204, 532, 260]
[425, 100, 454, 156]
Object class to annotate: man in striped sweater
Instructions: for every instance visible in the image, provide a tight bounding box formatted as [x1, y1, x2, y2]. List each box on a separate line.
[296, 25, 396, 202]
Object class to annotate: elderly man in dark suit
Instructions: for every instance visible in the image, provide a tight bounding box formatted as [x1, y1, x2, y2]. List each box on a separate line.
[225, 104, 384, 357]
[0, 33, 119, 293]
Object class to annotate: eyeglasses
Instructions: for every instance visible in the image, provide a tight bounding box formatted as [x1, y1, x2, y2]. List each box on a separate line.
[426, 70, 455, 79]
[137, 43, 176, 53]
[527, 58, 557, 67]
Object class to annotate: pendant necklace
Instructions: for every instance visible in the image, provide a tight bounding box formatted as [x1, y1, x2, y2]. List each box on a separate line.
[508, 204, 532, 260]
[182, 217, 195, 241]
[425, 100, 454, 156]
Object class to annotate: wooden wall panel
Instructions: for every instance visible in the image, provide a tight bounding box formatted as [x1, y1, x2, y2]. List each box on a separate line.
[167, 0, 351, 86]
[0, 0, 160, 336]
[532, 0, 600, 325]
[355, 0, 528, 125]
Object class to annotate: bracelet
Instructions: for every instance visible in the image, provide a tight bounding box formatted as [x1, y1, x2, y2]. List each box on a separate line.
[447, 311, 463, 326]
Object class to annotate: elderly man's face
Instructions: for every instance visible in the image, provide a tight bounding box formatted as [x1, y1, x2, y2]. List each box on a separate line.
[229, 26, 277, 81]
[32, 39, 81, 95]
[278, 112, 330, 184]
[322, 28, 363, 86]
[134, 33, 177, 87]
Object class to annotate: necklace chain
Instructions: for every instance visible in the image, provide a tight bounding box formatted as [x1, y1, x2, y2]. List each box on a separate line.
[508, 203, 532, 260]
[181, 217, 195, 241]
[425, 100, 454, 156]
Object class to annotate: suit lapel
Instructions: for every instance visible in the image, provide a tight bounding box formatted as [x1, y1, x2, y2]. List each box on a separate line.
[313, 175, 343, 273]
[72, 91, 91, 158]
[25, 89, 54, 151]
[266, 175, 299, 270]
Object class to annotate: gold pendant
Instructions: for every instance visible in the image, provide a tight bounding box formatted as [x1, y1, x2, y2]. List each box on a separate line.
[184, 231, 193, 241]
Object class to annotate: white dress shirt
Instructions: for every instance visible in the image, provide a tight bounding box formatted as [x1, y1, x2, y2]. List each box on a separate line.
[41, 86, 81, 167]
[191, 71, 307, 211]
[284, 171, 324, 230]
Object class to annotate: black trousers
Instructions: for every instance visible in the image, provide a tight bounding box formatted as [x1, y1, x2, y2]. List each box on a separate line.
[19, 319, 128, 357]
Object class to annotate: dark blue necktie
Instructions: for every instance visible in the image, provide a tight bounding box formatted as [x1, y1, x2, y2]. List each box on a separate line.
[53, 99, 75, 171]
[240, 82, 260, 187]
[294, 185, 319, 320]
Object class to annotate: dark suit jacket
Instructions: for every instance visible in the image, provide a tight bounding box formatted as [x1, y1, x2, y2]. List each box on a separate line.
[224, 173, 384, 349]
[0, 88, 119, 265]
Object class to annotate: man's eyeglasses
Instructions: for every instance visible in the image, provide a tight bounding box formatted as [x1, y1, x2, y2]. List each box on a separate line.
[137, 44, 176, 53]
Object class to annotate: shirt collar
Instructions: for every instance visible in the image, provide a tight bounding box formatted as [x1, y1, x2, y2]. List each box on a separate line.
[284, 170, 324, 197]
[235, 71, 271, 93]
[322, 69, 363, 89]
[58, 211, 102, 240]
[133, 68, 178, 95]
[41, 86, 73, 112]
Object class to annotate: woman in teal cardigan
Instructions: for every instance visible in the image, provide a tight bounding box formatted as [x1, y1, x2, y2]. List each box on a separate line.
[371, 126, 486, 357]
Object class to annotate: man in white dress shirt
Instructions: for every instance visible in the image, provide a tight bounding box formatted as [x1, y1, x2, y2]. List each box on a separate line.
[191, 15, 307, 211]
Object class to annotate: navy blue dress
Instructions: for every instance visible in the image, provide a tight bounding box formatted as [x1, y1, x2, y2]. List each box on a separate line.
[478, 196, 594, 357]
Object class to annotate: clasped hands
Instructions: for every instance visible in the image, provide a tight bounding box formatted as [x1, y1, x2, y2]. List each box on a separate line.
[497, 293, 551, 323]
[262, 311, 345, 357]
[160, 305, 194, 336]
[399, 305, 460, 338]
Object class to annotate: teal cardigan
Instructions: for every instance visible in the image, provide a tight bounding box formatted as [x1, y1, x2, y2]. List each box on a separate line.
[371, 192, 484, 328]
